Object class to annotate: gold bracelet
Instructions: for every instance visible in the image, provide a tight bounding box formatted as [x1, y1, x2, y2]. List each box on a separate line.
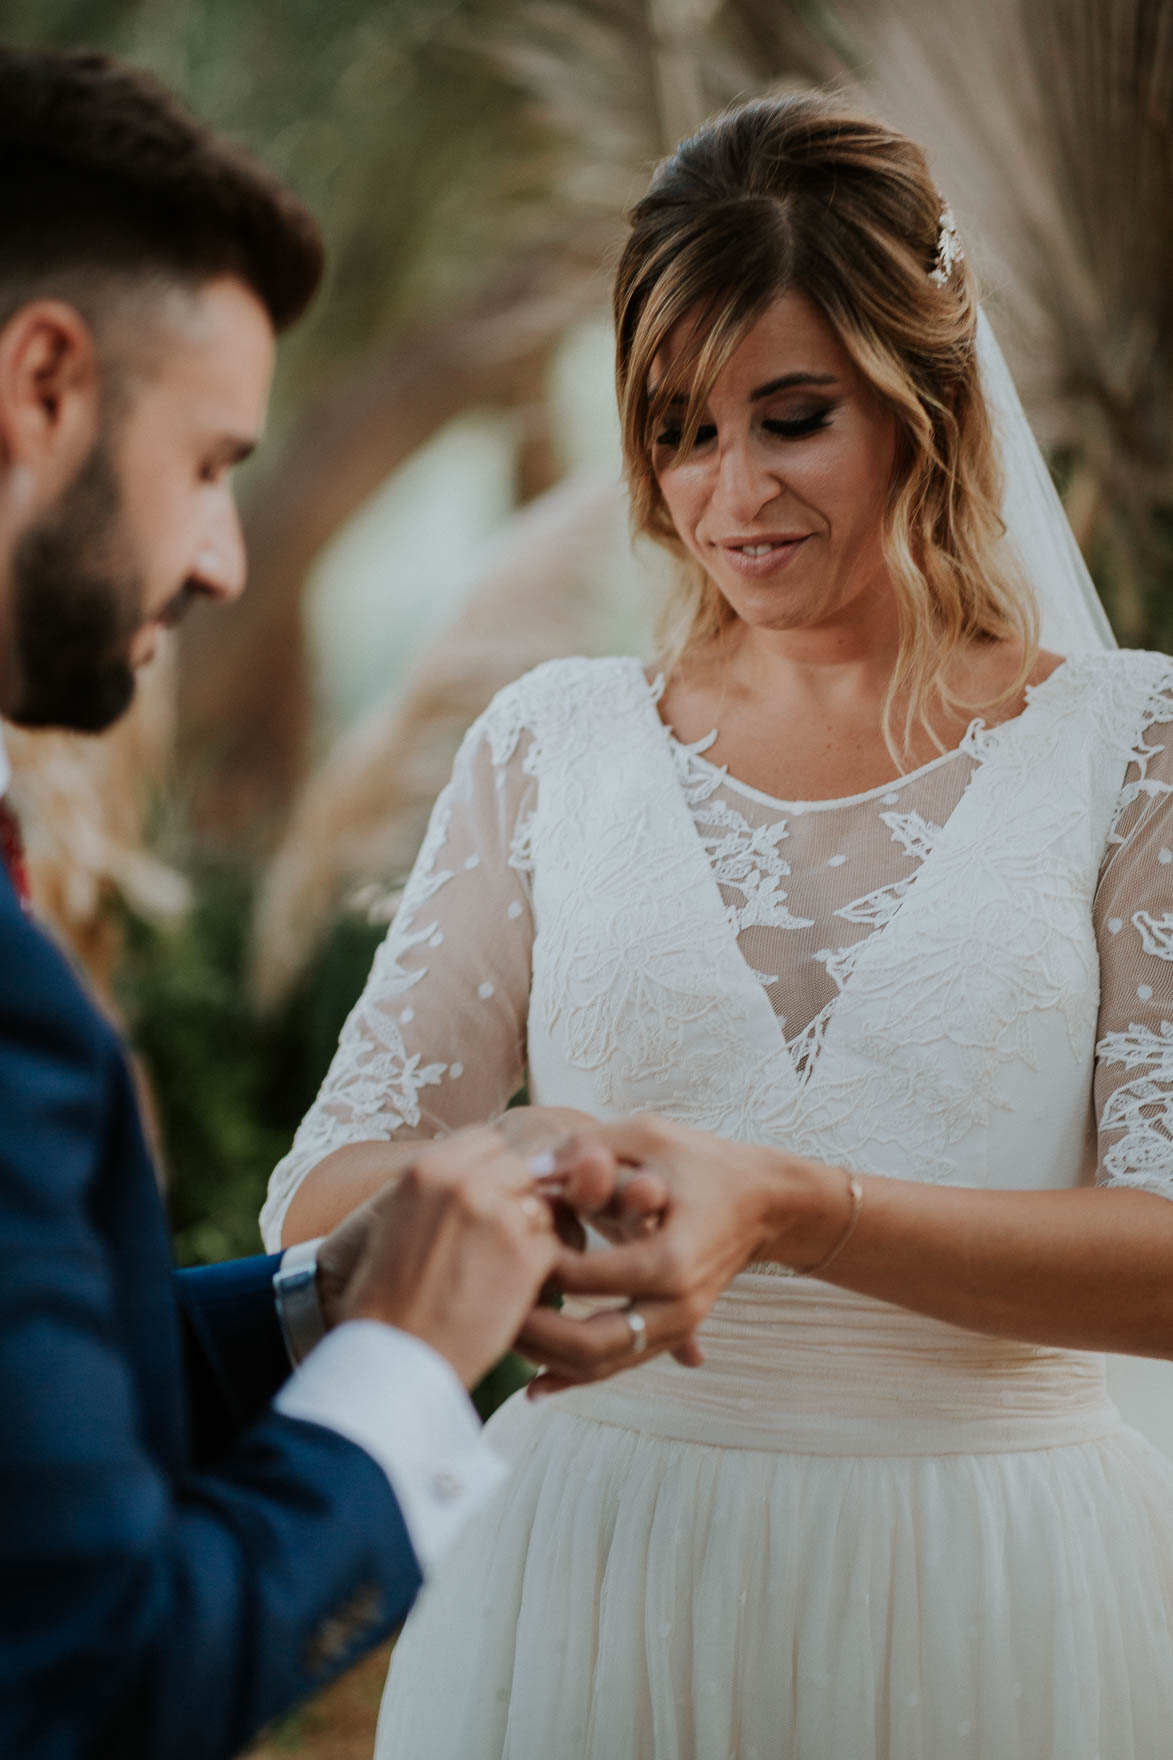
[779, 1173, 864, 1279]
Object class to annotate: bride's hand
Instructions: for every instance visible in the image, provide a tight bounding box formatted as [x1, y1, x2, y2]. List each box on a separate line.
[494, 1105, 601, 1155]
[498, 1107, 673, 1252]
[519, 1114, 848, 1396]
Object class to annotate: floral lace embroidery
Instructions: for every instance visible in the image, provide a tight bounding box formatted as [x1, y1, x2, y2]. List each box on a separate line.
[1133, 912, 1173, 961]
[1106, 684, 1173, 848]
[1093, 676, 1173, 1198]
[669, 731, 946, 1081]
[880, 809, 939, 862]
[1097, 1023, 1173, 1195]
[670, 736, 812, 938]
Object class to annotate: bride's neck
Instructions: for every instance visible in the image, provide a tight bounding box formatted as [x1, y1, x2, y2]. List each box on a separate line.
[697, 619, 903, 721]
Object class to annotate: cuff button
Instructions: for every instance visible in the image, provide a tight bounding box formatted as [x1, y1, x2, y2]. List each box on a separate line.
[431, 1469, 464, 1503]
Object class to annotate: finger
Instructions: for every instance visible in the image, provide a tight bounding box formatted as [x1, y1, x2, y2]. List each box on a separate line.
[515, 1306, 610, 1364]
[412, 1126, 510, 1184]
[671, 1333, 705, 1367]
[612, 1169, 669, 1219]
[439, 1123, 507, 1158]
[528, 1235, 564, 1290]
[539, 1143, 621, 1214]
[534, 1115, 663, 1178]
[568, 1114, 665, 1162]
[518, 1299, 679, 1374]
[591, 1169, 669, 1238]
[549, 1200, 586, 1253]
[515, 1307, 616, 1369]
[526, 1373, 577, 1399]
[517, 1193, 556, 1234]
[551, 1235, 675, 1298]
[523, 1311, 698, 1395]
[473, 1146, 554, 1197]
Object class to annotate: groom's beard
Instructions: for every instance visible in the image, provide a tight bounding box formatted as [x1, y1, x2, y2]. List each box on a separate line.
[8, 437, 143, 734]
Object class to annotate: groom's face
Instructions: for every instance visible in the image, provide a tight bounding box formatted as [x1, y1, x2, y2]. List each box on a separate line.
[4, 275, 274, 732]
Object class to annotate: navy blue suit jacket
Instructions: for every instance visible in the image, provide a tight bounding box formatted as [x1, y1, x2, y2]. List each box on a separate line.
[0, 867, 423, 1758]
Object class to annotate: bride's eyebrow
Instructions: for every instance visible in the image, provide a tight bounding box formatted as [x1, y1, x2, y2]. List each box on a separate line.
[750, 372, 839, 401]
[648, 370, 841, 406]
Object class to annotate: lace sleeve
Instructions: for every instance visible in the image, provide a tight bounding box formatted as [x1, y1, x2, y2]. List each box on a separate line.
[259, 717, 537, 1249]
[1093, 695, 1173, 1200]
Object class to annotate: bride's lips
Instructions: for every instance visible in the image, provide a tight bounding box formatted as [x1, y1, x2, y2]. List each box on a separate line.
[714, 534, 811, 580]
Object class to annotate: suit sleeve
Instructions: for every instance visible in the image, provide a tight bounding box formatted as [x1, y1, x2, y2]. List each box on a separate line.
[0, 905, 422, 1760]
[173, 1255, 291, 1464]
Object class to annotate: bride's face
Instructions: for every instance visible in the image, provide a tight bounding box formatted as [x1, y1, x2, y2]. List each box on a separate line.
[651, 291, 897, 638]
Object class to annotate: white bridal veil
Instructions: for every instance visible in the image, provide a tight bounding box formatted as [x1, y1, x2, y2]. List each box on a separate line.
[977, 309, 1116, 654]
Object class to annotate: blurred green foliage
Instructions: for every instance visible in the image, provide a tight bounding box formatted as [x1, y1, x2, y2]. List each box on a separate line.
[116, 850, 532, 1415]
[116, 847, 386, 1266]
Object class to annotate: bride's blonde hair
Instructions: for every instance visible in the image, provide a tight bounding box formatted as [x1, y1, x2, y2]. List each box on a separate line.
[613, 91, 1038, 760]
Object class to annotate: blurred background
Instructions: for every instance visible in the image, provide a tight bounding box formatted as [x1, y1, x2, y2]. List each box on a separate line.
[3, 2, 1173, 1750]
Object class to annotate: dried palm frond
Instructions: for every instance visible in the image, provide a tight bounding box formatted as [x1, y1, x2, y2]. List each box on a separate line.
[830, 0, 1173, 639]
[4, 641, 189, 1001]
[252, 465, 666, 1004]
[179, 257, 614, 838]
[480, 0, 838, 203]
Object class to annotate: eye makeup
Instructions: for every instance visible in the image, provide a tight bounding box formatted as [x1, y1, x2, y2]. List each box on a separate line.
[654, 401, 839, 454]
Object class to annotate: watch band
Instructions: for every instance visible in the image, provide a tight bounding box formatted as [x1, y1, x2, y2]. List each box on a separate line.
[273, 1237, 326, 1367]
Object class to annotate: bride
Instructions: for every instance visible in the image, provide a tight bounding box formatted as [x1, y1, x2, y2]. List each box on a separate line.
[263, 92, 1173, 1758]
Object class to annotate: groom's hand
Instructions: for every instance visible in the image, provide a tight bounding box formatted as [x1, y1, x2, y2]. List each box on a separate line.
[319, 1128, 562, 1391]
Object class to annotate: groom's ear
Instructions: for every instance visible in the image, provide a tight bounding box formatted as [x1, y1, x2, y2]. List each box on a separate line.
[0, 299, 99, 490]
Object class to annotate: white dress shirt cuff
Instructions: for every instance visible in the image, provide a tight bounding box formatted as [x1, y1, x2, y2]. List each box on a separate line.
[273, 1320, 509, 1577]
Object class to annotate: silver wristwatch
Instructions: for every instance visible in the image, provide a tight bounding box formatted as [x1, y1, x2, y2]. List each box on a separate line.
[272, 1236, 326, 1367]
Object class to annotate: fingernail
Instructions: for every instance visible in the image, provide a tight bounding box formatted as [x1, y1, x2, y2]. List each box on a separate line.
[527, 1150, 558, 1177]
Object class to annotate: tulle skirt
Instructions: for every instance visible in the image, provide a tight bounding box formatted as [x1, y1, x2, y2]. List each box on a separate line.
[375, 1278, 1173, 1760]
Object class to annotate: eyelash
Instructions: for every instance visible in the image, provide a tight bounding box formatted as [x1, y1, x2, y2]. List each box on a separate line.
[654, 409, 834, 450]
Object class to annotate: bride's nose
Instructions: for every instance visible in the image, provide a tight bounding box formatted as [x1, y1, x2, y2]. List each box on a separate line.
[710, 435, 781, 525]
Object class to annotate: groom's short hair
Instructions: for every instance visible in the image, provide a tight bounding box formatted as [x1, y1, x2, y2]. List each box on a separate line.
[0, 48, 323, 335]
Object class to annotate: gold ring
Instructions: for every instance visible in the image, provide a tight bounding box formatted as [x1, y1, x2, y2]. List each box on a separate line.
[623, 1307, 648, 1354]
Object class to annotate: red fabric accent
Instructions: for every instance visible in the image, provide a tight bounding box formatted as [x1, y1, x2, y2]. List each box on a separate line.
[0, 797, 31, 909]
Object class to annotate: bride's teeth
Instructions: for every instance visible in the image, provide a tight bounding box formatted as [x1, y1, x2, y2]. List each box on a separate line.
[740, 543, 779, 556]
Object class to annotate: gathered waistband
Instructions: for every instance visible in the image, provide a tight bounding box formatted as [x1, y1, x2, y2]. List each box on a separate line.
[554, 1274, 1120, 1455]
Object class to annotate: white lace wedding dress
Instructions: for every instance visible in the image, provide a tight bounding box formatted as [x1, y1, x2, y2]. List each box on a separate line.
[264, 652, 1173, 1760]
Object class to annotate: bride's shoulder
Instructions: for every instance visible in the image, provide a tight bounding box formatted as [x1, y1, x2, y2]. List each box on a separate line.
[479, 655, 650, 730]
[1041, 649, 1173, 755]
[1059, 646, 1173, 700]
[461, 657, 652, 768]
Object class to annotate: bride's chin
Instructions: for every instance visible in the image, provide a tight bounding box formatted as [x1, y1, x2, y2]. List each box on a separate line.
[717, 588, 824, 635]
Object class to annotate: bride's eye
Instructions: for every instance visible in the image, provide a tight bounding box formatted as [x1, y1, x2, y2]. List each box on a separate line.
[763, 406, 836, 439]
[655, 422, 718, 452]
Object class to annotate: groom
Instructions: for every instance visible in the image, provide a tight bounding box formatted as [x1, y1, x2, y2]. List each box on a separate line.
[0, 47, 619, 1760]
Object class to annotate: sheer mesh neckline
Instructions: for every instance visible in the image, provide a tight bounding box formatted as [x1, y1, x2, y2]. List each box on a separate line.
[649, 656, 1072, 814]
[668, 732, 975, 814]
